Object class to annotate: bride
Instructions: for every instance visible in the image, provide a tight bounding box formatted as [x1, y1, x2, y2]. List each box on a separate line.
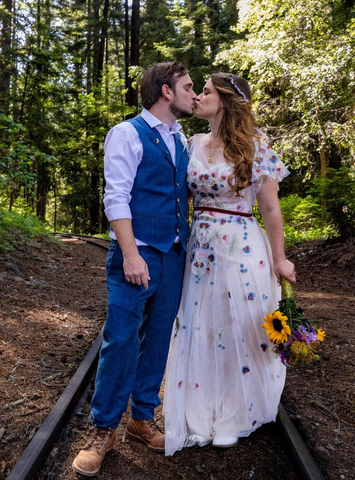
[164, 73, 295, 456]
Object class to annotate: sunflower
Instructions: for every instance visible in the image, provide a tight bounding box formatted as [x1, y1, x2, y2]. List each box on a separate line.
[317, 328, 326, 342]
[262, 311, 291, 345]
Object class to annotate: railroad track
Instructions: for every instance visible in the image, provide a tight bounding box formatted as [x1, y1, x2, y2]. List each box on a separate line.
[6, 234, 326, 480]
[53, 233, 111, 250]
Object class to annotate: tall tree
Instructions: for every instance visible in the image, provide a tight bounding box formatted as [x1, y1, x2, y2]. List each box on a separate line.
[0, 0, 13, 114]
[217, 0, 355, 175]
[125, 0, 139, 109]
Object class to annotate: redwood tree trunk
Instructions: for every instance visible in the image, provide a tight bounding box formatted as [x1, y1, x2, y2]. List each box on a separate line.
[0, 0, 13, 114]
[89, 0, 110, 233]
[125, 0, 139, 110]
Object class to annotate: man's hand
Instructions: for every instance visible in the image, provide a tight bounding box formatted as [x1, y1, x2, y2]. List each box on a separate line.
[123, 253, 151, 290]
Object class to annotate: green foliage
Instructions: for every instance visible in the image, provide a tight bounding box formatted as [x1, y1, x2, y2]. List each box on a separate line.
[279, 194, 337, 246]
[0, 206, 54, 253]
[0, 114, 57, 208]
[216, 0, 355, 174]
[309, 167, 355, 237]
[2, 0, 353, 238]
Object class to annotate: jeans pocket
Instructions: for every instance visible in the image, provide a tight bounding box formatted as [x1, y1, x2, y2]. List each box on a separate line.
[106, 241, 123, 276]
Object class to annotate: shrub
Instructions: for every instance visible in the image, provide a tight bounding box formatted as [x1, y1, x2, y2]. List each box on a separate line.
[309, 167, 355, 239]
[0, 207, 54, 253]
[278, 194, 337, 246]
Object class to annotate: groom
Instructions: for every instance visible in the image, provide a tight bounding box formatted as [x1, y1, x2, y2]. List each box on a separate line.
[73, 62, 196, 476]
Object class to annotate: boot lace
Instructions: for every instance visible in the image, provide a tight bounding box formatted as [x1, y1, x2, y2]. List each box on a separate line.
[86, 428, 112, 455]
[143, 419, 164, 434]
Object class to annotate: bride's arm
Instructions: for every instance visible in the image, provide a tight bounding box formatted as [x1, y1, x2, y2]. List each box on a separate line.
[257, 177, 296, 284]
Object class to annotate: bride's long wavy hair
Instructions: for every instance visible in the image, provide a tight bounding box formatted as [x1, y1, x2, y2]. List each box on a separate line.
[211, 73, 261, 194]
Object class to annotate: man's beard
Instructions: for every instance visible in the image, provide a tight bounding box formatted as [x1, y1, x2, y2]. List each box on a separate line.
[170, 102, 193, 119]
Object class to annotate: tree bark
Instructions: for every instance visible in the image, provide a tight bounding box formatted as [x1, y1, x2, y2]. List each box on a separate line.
[206, 0, 219, 54]
[0, 0, 13, 114]
[125, 0, 139, 110]
[87, 0, 92, 93]
[124, 0, 129, 103]
[89, 0, 110, 233]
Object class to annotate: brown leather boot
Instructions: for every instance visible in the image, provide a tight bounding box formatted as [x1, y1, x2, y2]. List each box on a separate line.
[72, 427, 115, 477]
[125, 418, 165, 452]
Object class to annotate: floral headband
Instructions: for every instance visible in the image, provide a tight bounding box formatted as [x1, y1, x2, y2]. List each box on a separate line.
[229, 78, 249, 102]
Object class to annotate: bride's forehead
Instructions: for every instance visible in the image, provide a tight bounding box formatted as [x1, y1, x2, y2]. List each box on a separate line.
[203, 78, 214, 91]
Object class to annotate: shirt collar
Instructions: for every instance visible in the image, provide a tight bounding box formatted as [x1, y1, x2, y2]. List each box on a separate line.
[141, 108, 182, 134]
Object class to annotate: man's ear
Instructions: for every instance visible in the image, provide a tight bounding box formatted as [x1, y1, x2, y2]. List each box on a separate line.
[161, 84, 173, 101]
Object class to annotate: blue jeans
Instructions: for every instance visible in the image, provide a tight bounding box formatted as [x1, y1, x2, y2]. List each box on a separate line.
[91, 241, 185, 428]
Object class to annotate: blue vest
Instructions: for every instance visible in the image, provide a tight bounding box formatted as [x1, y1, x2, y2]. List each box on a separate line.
[126, 116, 189, 252]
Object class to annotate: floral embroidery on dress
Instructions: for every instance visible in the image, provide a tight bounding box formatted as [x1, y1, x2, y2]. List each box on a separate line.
[221, 234, 230, 244]
[164, 133, 289, 456]
[242, 245, 252, 255]
[174, 316, 180, 338]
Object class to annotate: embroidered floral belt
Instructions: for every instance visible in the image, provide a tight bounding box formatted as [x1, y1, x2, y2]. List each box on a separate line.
[194, 206, 253, 217]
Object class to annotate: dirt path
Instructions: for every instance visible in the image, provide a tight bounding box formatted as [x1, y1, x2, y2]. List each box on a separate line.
[0, 236, 354, 479]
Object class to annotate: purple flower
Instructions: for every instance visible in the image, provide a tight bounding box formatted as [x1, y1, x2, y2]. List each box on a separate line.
[280, 350, 288, 365]
[296, 325, 317, 343]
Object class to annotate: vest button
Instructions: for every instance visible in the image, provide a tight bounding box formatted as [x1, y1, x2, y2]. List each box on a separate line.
[177, 228, 180, 233]
[177, 198, 180, 203]
[177, 213, 181, 217]
[176, 182, 180, 186]
[166, 151, 170, 155]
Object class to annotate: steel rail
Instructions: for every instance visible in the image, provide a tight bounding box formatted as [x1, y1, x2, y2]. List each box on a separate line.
[53, 233, 111, 242]
[7, 235, 325, 480]
[53, 233, 111, 250]
[6, 330, 103, 480]
[277, 405, 325, 480]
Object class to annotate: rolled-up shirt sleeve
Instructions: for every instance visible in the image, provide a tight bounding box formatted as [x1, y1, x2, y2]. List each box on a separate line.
[103, 122, 143, 221]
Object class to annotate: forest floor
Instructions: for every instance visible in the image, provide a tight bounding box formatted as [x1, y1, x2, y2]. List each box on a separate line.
[0, 235, 354, 480]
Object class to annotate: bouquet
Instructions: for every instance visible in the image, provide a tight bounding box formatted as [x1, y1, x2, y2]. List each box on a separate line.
[262, 279, 326, 366]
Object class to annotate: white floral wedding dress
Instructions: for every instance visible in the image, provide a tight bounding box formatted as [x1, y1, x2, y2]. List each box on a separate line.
[164, 133, 290, 456]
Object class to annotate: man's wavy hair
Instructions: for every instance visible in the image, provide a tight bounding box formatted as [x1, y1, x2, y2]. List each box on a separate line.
[210, 73, 262, 194]
[140, 62, 189, 110]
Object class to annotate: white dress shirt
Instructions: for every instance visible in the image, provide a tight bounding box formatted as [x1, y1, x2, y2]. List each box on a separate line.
[103, 109, 186, 243]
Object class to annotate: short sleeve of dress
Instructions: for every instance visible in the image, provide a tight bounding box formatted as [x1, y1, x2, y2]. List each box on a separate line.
[251, 137, 290, 193]
[187, 133, 203, 156]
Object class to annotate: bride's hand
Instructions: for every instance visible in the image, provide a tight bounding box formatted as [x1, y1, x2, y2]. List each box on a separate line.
[273, 259, 296, 284]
